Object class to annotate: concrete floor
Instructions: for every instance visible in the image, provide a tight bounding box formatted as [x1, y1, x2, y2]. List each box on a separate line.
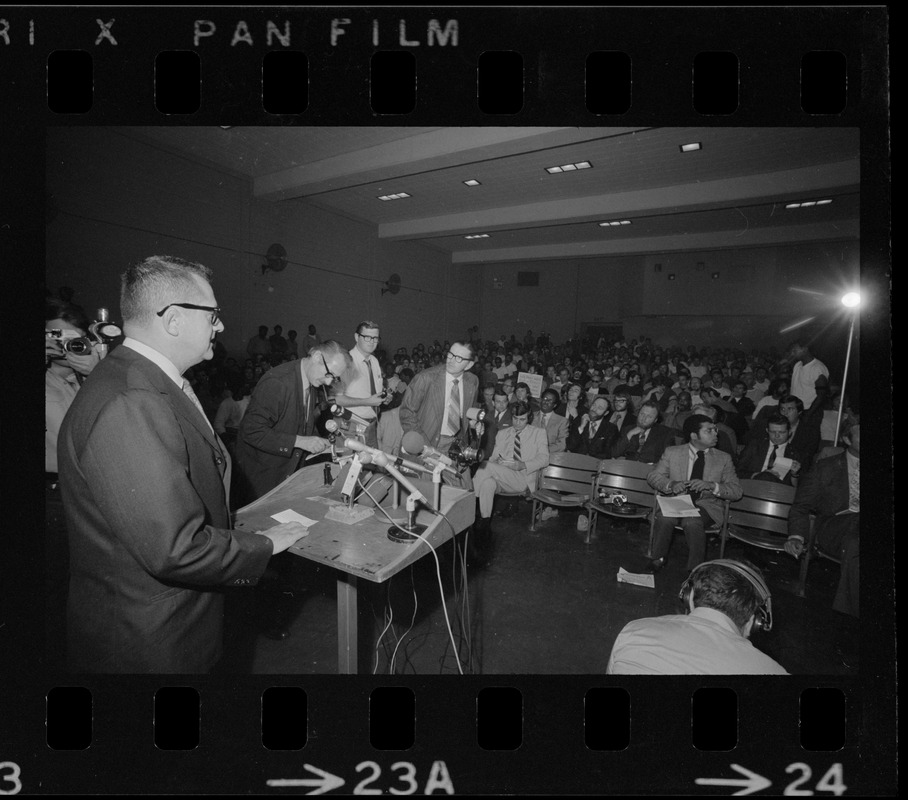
[221, 499, 853, 676]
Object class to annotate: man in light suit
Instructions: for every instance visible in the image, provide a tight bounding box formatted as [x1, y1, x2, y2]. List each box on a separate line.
[399, 341, 479, 489]
[646, 414, 743, 572]
[58, 255, 308, 673]
[532, 388, 569, 454]
[473, 401, 549, 533]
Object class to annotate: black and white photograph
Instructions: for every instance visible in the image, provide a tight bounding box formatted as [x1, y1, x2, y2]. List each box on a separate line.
[4, 4, 893, 796]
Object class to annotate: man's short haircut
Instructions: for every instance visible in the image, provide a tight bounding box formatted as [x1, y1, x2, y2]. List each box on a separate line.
[120, 255, 213, 326]
[45, 297, 90, 332]
[613, 390, 631, 403]
[733, 380, 747, 390]
[767, 377, 788, 396]
[509, 400, 533, 422]
[779, 394, 805, 414]
[515, 381, 531, 394]
[450, 341, 475, 361]
[682, 413, 714, 441]
[638, 399, 660, 416]
[356, 320, 380, 335]
[493, 384, 509, 400]
[766, 412, 791, 430]
[273, 325, 282, 333]
[689, 560, 764, 629]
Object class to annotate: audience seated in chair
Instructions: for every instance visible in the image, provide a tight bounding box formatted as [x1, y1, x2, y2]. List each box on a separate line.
[473, 401, 549, 534]
[532, 388, 569, 454]
[735, 412, 803, 486]
[645, 414, 744, 573]
[567, 395, 619, 458]
[612, 400, 675, 463]
[784, 423, 860, 619]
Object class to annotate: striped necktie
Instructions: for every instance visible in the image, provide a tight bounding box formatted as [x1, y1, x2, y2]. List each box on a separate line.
[767, 444, 778, 470]
[513, 430, 522, 460]
[447, 378, 461, 435]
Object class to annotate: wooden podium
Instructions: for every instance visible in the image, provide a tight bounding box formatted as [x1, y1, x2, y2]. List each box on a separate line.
[234, 462, 476, 673]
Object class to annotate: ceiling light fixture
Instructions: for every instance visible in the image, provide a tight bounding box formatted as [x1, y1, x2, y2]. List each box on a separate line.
[679, 142, 701, 153]
[545, 161, 593, 174]
[377, 192, 411, 201]
[598, 219, 632, 227]
[464, 233, 490, 239]
[463, 179, 481, 187]
[785, 198, 833, 209]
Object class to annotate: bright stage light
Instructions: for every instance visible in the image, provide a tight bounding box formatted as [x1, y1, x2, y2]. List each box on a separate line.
[841, 292, 861, 308]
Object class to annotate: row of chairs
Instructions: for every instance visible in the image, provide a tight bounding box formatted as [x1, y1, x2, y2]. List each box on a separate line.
[524, 453, 836, 597]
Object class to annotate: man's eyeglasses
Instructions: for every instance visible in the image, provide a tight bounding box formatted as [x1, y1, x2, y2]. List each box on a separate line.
[357, 333, 381, 343]
[446, 350, 470, 364]
[320, 353, 339, 383]
[157, 303, 221, 325]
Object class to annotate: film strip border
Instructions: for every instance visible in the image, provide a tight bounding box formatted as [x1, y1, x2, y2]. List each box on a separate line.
[8, 680, 864, 794]
[1, 7, 886, 124]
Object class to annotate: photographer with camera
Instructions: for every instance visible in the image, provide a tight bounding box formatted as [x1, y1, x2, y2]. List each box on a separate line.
[45, 297, 104, 669]
[329, 321, 393, 449]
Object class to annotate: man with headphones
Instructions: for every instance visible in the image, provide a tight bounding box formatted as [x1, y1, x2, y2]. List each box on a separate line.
[606, 559, 788, 674]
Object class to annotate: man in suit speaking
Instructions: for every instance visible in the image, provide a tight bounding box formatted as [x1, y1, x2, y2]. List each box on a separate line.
[58, 255, 309, 673]
[646, 414, 743, 573]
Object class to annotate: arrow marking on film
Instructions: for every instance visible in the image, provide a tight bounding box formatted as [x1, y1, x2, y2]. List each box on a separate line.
[267, 764, 346, 795]
[695, 763, 772, 796]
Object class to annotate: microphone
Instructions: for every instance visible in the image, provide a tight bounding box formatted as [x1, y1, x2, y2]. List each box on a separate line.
[400, 431, 458, 475]
[330, 403, 353, 420]
[342, 438, 431, 509]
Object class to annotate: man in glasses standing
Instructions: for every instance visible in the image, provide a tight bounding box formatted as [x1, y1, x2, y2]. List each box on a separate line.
[399, 341, 479, 489]
[235, 339, 352, 505]
[57, 256, 311, 673]
[329, 321, 392, 448]
[233, 336, 352, 641]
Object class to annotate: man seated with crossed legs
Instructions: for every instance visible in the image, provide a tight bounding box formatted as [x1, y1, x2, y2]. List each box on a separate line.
[473, 400, 549, 535]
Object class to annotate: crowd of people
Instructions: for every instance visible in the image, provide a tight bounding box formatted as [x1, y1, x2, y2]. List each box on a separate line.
[44, 262, 862, 675]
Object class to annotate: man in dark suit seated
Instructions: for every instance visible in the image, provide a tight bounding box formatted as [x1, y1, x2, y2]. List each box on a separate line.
[480, 384, 513, 461]
[57, 255, 310, 673]
[735, 413, 803, 486]
[606, 391, 636, 432]
[612, 400, 675, 463]
[645, 414, 744, 573]
[784, 423, 860, 619]
[567, 395, 619, 458]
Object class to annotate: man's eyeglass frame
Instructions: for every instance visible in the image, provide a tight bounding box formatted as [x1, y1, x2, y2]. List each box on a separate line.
[157, 303, 221, 325]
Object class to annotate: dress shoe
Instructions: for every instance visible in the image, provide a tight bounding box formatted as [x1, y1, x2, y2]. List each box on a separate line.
[642, 557, 666, 574]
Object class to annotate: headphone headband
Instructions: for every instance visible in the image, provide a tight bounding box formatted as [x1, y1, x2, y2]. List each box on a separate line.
[680, 559, 773, 632]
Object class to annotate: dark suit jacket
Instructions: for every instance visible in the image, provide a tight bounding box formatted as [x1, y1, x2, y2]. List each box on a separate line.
[58, 346, 273, 673]
[788, 451, 851, 541]
[399, 364, 479, 449]
[567, 416, 619, 458]
[612, 423, 675, 463]
[481, 409, 513, 460]
[235, 359, 317, 504]
[736, 438, 805, 485]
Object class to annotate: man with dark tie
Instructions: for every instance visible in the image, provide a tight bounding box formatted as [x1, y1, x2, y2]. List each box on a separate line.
[473, 401, 549, 533]
[533, 388, 569, 454]
[399, 340, 479, 489]
[234, 340, 352, 504]
[612, 400, 675, 463]
[735, 413, 803, 485]
[57, 255, 310, 672]
[645, 414, 743, 573]
[330, 320, 393, 448]
[567, 395, 618, 458]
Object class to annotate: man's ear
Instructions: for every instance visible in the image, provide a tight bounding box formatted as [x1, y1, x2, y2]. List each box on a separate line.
[743, 615, 756, 638]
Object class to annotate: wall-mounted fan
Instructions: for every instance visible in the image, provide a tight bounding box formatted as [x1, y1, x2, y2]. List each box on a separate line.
[261, 243, 288, 275]
[381, 274, 401, 296]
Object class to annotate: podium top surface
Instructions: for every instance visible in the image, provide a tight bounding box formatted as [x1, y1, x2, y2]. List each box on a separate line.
[233, 463, 476, 583]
